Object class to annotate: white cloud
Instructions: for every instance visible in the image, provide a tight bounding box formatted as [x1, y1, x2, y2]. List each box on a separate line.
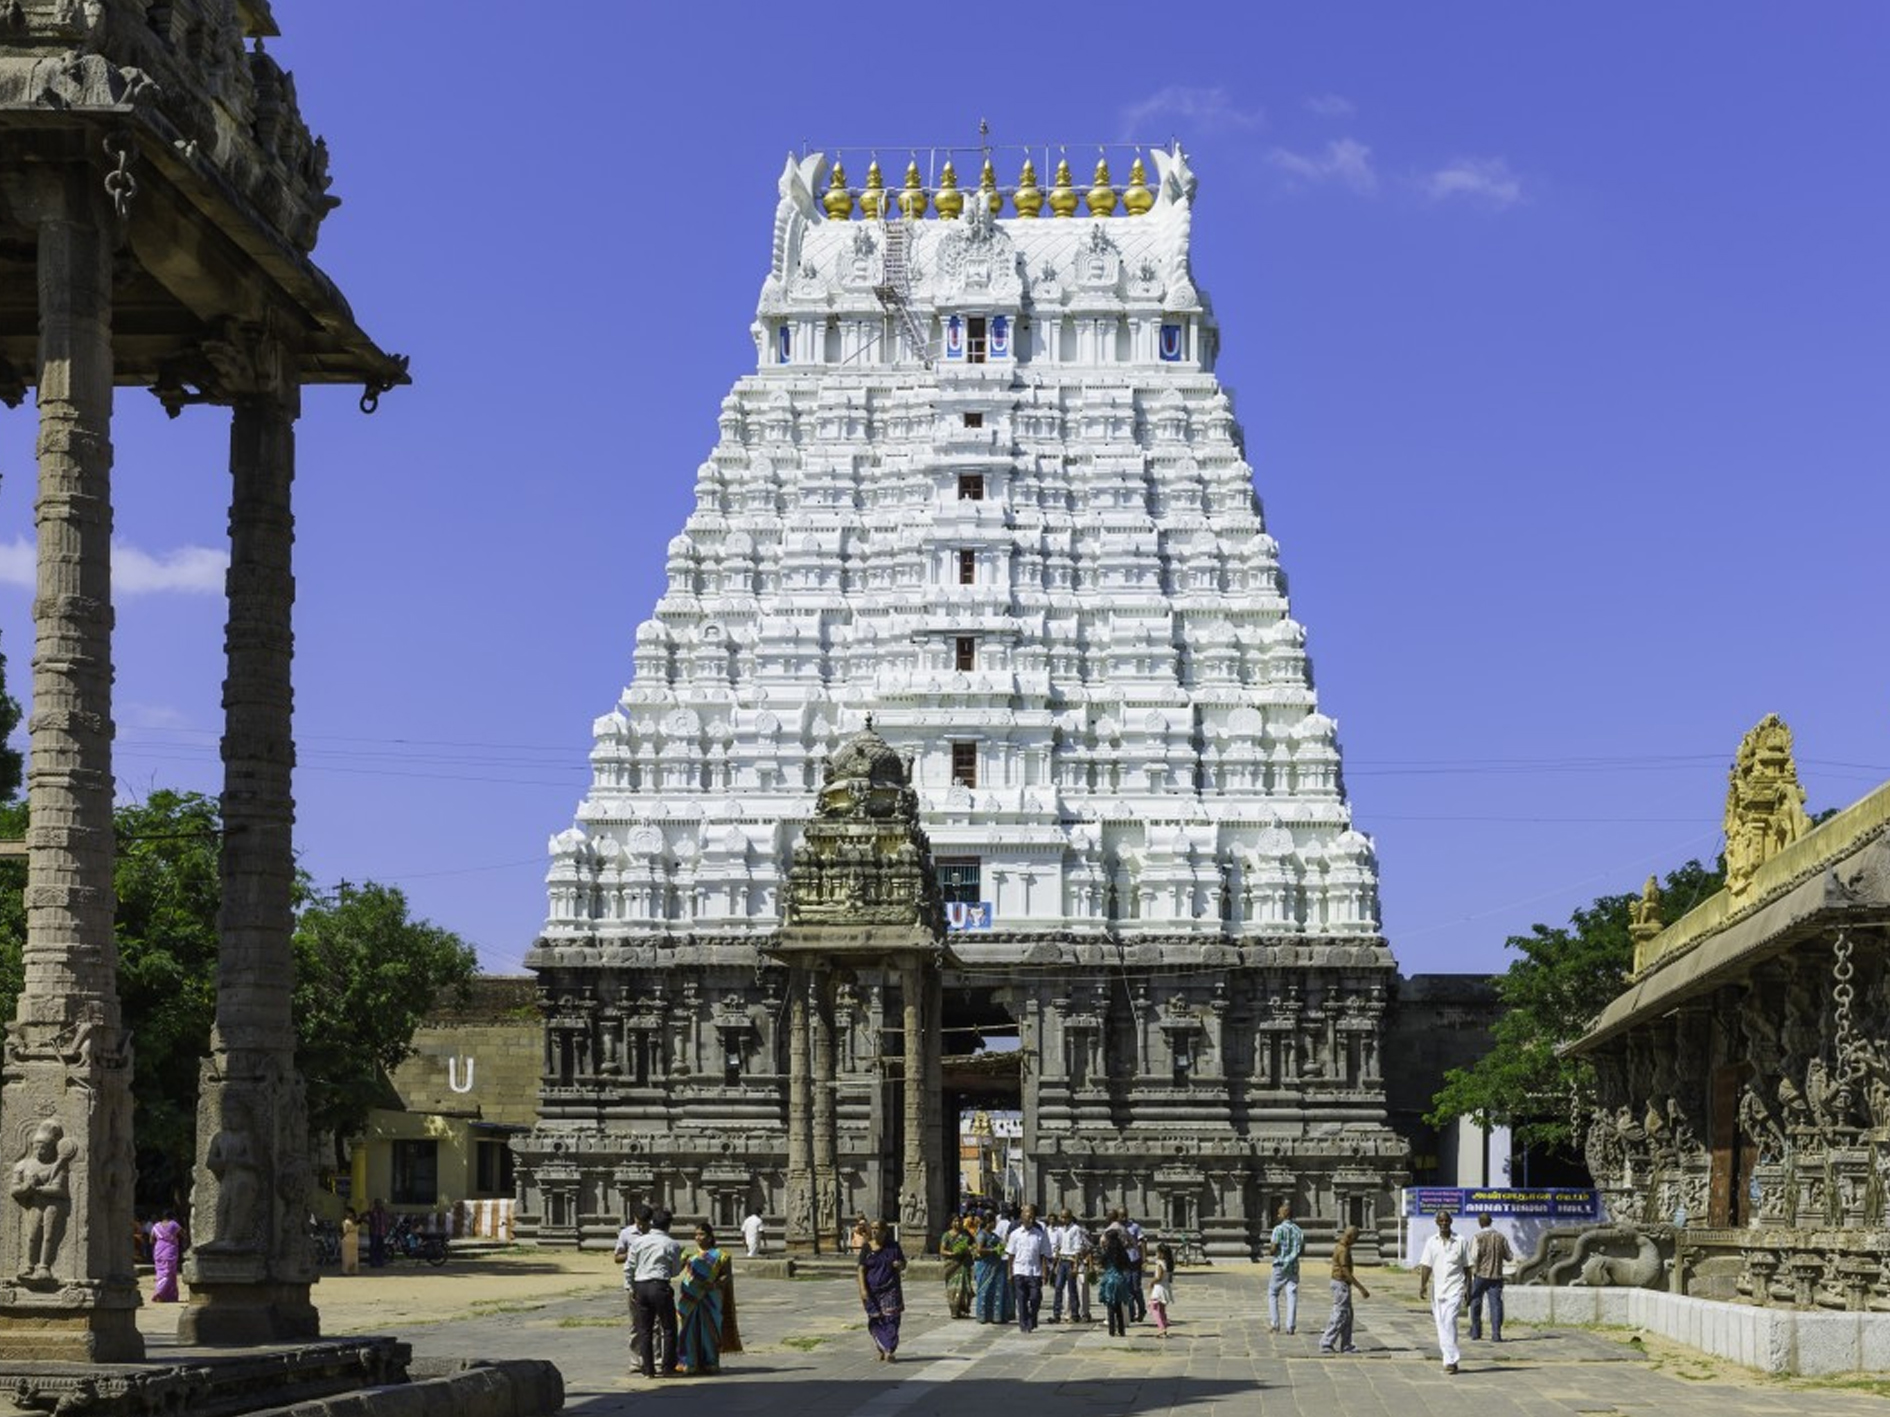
[1305, 94, 1356, 119]
[0, 535, 227, 596]
[1267, 138, 1378, 195]
[1424, 156, 1524, 209]
[1121, 86, 1266, 138]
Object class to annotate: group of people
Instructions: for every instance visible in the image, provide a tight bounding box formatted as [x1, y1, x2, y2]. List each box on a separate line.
[614, 1205, 742, 1379]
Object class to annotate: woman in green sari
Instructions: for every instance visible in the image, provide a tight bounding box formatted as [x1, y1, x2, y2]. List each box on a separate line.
[676, 1223, 742, 1375]
[940, 1214, 974, 1318]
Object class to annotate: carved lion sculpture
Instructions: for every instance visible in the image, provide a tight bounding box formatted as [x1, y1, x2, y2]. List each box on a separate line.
[1515, 1224, 1672, 1289]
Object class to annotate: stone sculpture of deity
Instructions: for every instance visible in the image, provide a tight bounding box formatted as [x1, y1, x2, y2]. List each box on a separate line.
[11, 1120, 77, 1284]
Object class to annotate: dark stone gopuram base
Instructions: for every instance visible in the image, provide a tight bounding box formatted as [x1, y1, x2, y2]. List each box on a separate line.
[177, 1282, 321, 1346]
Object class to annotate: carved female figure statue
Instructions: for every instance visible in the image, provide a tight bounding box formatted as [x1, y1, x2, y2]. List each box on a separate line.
[12, 1120, 77, 1284]
[205, 1107, 261, 1252]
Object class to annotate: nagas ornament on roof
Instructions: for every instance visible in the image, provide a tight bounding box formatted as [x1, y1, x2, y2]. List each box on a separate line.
[1723, 713, 1812, 897]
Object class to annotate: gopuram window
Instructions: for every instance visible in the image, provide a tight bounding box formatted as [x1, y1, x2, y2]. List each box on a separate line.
[967, 316, 988, 363]
[936, 857, 982, 906]
[958, 473, 984, 500]
[951, 740, 978, 787]
[958, 549, 977, 585]
[956, 635, 977, 670]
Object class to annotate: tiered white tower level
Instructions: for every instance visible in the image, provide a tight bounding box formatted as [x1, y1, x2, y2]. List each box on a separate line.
[521, 147, 1407, 1256]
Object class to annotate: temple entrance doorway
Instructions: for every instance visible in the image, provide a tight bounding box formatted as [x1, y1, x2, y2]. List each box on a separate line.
[943, 983, 1023, 1211]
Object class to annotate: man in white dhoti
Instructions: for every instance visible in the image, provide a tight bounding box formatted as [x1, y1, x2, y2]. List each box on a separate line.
[1415, 1211, 1476, 1374]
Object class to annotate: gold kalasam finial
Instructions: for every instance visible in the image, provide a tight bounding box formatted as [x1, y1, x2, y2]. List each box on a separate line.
[823, 162, 855, 220]
[1085, 157, 1119, 216]
[979, 158, 1003, 216]
[1722, 713, 1814, 898]
[934, 160, 964, 219]
[898, 160, 929, 218]
[1049, 157, 1079, 218]
[860, 159, 886, 219]
[1123, 155, 1155, 215]
[1013, 157, 1044, 218]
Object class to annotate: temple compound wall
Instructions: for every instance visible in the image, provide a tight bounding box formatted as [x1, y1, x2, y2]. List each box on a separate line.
[1556, 716, 1890, 1309]
[518, 147, 1406, 1258]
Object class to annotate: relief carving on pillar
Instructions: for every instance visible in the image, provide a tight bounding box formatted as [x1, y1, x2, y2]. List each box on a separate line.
[10, 1120, 77, 1287]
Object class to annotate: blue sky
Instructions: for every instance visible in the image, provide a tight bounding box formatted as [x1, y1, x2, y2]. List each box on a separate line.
[1, 3, 1885, 976]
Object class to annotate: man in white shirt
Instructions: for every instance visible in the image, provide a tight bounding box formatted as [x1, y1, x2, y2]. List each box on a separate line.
[614, 1205, 683, 1378]
[741, 1209, 764, 1257]
[1050, 1209, 1090, 1323]
[1416, 1211, 1476, 1374]
[1003, 1203, 1051, 1333]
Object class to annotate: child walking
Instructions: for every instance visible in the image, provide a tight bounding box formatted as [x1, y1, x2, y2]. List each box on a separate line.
[1148, 1243, 1176, 1337]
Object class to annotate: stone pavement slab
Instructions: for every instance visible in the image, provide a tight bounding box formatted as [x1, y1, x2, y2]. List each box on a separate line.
[132, 1256, 1890, 1416]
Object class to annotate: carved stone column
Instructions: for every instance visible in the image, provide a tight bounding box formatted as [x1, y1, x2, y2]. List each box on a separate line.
[784, 967, 813, 1250]
[898, 962, 931, 1248]
[811, 974, 837, 1252]
[0, 169, 145, 1364]
[180, 324, 319, 1344]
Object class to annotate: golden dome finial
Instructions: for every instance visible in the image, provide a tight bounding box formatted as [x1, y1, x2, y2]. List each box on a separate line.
[1048, 156, 1079, 218]
[861, 159, 886, 219]
[898, 160, 929, 218]
[979, 158, 1003, 216]
[823, 161, 855, 220]
[1013, 157, 1044, 218]
[1122, 155, 1154, 216]
[1085, 157, 1119, 216]
[934, 159, 964, 219]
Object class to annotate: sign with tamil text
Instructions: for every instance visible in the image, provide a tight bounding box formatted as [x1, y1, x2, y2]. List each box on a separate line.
[1403, 1187, 1600, 1219]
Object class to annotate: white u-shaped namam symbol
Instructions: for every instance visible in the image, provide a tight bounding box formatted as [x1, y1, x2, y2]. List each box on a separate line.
[448, 1056, 475, 1094]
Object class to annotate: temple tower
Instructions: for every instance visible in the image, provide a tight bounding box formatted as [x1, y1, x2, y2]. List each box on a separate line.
[522, 145, 1404, 1256]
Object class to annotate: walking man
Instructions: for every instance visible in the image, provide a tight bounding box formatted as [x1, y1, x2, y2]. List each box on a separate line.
[1124, 1213, 1147, 1321]
[1416, 1210, 1476, 1375]
[615, 1204, 683, 1378]
[1467, 1213, 1513, 1341]
[1266, 1202, 1303, 1334]
[742, 1207, 764, 1258]
[1318, 1224, 1371, 1354]
[1004, 1203, 1051, 1333]
[1050, 1209, 1090, 1322]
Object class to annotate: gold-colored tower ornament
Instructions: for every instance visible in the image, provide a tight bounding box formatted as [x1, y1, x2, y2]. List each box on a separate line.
[1628, 875, 1663, 949]
[934, 159, 964, 219]
[979, 158, 1003, 216]
[1013, 157, 1044, 217]
[898, 160, 929, 218]
[860, 159, 886, 219]
[823, 162, 855, 220]
[1122, 155, 1155, 215]
[1048, 157, 1079, 218]
[1723, 713, 1814, 897]
[1085, 157, 1119, 216]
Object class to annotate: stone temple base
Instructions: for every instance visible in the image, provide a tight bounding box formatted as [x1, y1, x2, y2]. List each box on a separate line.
[177, 1281, 322, 1346]
[0, 1296, 145, 1364]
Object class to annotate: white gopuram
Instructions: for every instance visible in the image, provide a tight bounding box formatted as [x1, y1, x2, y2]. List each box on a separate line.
[521, 147, 1407, 1257]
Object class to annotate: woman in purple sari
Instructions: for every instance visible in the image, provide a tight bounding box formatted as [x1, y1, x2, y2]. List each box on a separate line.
[150, 1209, 185, 1302]
[857, 1221, 907, 1361]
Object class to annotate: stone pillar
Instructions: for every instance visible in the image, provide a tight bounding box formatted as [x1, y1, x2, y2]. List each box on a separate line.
[0, 169, 145, 1364]
[811, 974, 837, 1252]
[784, 968, 813, 1250]
[898, 962, 932, 1249]
[180, 326, 320, 1344]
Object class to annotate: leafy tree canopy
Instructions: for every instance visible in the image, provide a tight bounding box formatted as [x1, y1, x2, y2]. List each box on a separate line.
[0, 647, 21, 802]
[1426, 857, 1725, 1148]
[0, 792, 476, 1201]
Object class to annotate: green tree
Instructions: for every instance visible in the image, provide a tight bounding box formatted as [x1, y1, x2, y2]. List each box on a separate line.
[1426, 857, 1725, 1148]
[292, 880, 478, 1166]
[0, 645, 22, 802]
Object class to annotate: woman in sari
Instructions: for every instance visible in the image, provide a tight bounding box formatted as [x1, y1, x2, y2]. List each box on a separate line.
[857, 1220, 907, 1361]
[972, 1212, 1013, 1324]
[939, 1214, 973, 1318]
[676, 1223, 742, 1375]
[150, 1209, 185, 1302]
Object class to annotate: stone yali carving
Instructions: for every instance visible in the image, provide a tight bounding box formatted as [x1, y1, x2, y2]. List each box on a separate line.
[11, 1121, 78, 1285]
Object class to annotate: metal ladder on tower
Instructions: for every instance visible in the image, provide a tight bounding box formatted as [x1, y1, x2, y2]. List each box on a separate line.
[873, 216, 933, 369]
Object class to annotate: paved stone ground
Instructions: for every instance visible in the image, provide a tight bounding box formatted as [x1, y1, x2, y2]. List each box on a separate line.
[133, 1255, 1889, 1416]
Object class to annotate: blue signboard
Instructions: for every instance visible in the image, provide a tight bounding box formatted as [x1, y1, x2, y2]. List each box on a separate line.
[946, 901, 993, 932]
[1404, 1187, 1599, 1219]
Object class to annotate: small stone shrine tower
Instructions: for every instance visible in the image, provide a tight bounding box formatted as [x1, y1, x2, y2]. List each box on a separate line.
[0, 0, 406, 1357]
[772, 724, 950, 1252]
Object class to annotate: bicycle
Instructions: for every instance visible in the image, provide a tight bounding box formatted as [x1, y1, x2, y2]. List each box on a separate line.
[1175, 1231, 1209, 1266]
